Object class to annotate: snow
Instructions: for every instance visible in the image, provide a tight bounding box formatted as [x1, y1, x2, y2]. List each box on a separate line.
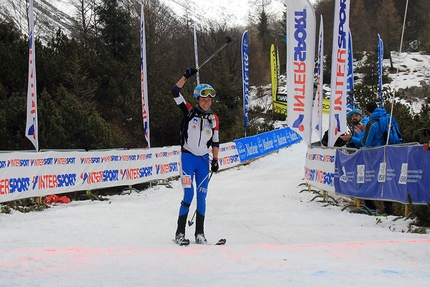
[1, 138, 429, 286]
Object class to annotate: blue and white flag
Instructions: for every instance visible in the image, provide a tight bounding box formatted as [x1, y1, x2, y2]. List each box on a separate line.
[26, 0, 38, 151]
[328, 0, 350, 147]
[378, 33, 384, 104]
[140, 4, 150, 147]
[242, 30, 249, 136]
[194, 23, 200, 85]
[286, 0, 316, 147]
[312, 15, 324, 141]
[347, 29, 354, 111]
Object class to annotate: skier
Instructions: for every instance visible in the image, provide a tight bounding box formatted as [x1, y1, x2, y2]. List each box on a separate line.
[172, 67, 220, 245]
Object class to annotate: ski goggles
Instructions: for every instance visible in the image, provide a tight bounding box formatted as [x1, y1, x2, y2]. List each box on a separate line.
[199, 88, 216, 98]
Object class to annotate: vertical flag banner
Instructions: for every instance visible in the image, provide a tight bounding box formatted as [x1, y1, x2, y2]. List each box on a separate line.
[346, 29, 354, 111]
[140, 4, 150, 148]
[26, 0, 38, 152]
[270, 44, 278, 110]
[286, 0, 316, 146]
[328, 0, 350, 147]
[378, 33, 384, 104]
[242, 30, 249, 136]
[312, 15, 324, 141]
[194, 23, 200, 85]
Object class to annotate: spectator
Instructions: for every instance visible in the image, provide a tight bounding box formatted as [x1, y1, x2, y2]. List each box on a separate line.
[339, 109, 369, 148]
[362, 101, 394, 214]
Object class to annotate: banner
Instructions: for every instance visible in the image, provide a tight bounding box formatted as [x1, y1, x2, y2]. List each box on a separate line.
[194, 23, 200, 85]
[286, 0, 316, 146]
[234, 127, 301, 162]
[334, 147, 385, 200]
[140, 4, 150, 147]
[334, 145, 430, 204]
[347, 29, 354, 111]
[26, 0, 38, 152]
[304, 147, 336, 192]
[378, 33, 384, 104]
[242, 30, 249, 135]
[270, 44, 278, 111]
[328, 0, 350, 147]
[312, 15, 324, 141]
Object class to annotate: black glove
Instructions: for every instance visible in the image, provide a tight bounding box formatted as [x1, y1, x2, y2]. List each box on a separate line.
[184, 67, 198, 79]
[211, 158, 219, 173]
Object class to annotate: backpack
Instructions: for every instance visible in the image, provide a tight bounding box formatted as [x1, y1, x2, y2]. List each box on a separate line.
[369, 114, 403, 145]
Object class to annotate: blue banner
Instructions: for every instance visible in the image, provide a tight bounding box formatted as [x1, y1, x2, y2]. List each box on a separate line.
[378, 34, 384, 104]
[335, 145, 430, 204]
[234, 127, 301, 162]
[335, 147, 385, 200]
[242, 30, 249, 134]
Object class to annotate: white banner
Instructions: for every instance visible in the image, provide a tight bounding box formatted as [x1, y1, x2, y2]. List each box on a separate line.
[286, 0, 316, 147]
[0, 142, 240, 203]
[26, 0, 38, 151]
[304, 147, 336, 192]
[140, 4, 150, 147]
[312, 15, 324, 141]
[328, 0, 350, 147]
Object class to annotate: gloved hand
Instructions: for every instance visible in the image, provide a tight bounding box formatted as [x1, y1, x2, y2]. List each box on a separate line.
[184, 67, 198, 79]
[211, 158, 219, 173]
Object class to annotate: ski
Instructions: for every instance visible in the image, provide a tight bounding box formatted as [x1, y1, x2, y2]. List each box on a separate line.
[215, 238, 226, 245]
[172, 238, 190, 246]
[172, 238, 226, 246]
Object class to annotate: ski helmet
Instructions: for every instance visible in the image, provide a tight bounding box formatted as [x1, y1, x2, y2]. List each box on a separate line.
[193, 84, 216, 99]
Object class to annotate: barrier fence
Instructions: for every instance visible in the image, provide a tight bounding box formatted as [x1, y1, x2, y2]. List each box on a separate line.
[305, 144, 430, 205]
[0, 127, 301, 204]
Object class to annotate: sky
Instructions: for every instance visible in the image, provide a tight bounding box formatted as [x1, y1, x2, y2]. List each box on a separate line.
[1, 131, 429, 286]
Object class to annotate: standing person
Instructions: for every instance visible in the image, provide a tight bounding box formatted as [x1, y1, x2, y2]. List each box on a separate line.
[362, 101, 395, 214]
[339, 109, 369, 148]
[172, 67, 220, 245]
[362, 102, 386, 148]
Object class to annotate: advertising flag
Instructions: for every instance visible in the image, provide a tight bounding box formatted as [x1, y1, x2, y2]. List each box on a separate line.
[312, 15, 324, 141]
[140, 4, 150, 147]
[378, 33, 384, 104]
[270, 44, 277, 109]
[286, 0, 316, 146]
[328, 0, 350, 147]
[194, 23, 200, 85]
[242, 30, 249, 135]
[26, 0, 38, 151]
[347, 29, 354, 111]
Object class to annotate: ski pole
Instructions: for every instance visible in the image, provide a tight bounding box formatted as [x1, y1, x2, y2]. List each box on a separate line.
[196, 37, 232, 71]
[188, 171, 213, 227]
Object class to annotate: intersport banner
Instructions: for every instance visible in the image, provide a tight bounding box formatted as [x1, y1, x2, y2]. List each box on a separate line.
[304, 147, 336, 193]
[286, 0, 316, 146]
[140, 4, 150, 147]
[234, 127, 301, 162]
[328, 0, 350, 147]
[0, 143, 241, 204]
[312, 15, 324, 141]
[334, 145, 430, 204]
[26, 0, 38, 152]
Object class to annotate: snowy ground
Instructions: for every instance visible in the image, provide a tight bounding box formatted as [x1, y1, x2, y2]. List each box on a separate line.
[1, 140, 429, 286]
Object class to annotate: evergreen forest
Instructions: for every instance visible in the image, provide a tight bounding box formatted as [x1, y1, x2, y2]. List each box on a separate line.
[1, 0, 430, 151]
